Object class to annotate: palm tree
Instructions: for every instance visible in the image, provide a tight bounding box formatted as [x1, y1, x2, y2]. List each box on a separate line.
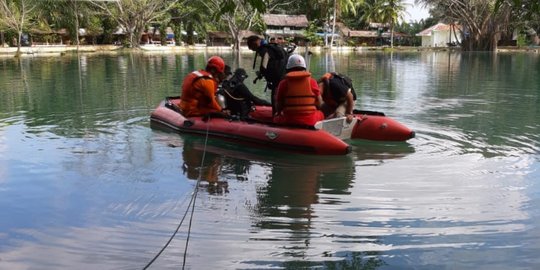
[360, 0, 382, 24]
[329, 0, 363, 49]
[376, 0, 408, 48]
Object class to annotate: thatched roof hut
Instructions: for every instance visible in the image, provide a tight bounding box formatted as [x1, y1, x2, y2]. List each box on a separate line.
[262, 14, 309, 28]
[262, 14, 308, 43]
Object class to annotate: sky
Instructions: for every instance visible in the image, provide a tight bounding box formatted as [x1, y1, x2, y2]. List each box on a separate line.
[403, 0, 430, 22]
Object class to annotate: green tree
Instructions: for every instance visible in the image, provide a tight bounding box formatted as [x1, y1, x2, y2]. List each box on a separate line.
[0, 0, 39, 56]
[378, 0, 407, 48]
[201, 0, 260, 50]
[89, 0, 179, 48]
[416, 0, 514, 51]
[168, 2, 204, 45]
[360, 0, 408, 48]
[38, 0, 99, 50]
[329, 0, 363, 48]
[360, 0, 381, 25]
[495, 0, 540, 46]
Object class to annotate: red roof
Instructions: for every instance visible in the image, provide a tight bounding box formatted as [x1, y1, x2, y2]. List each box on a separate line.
[417, 23, 460, 36]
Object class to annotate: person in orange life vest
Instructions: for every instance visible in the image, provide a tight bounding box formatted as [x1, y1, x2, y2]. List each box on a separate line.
[318, 72, 357, 123]
[273, 54, 324, 127]
[179, 56, 228, 117]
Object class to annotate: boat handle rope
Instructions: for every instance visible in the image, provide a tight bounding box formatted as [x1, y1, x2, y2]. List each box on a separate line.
[357, 114, 368, 123]
[143, 115, 212, 270]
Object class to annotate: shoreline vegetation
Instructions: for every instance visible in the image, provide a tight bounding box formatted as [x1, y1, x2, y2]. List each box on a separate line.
[1, 44, 539, 58]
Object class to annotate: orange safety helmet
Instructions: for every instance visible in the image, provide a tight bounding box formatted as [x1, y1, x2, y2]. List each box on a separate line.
[206, 56, 225, 73]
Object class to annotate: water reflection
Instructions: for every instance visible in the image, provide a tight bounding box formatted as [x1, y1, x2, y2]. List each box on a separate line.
[175, 133, 418, 268]
[181, 136, 229, 194]
[1, 52, 540, 269]
[350, 140, 415, 164]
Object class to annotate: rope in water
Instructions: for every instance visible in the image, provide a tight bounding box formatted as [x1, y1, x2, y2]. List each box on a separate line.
[143, 117, 211, 270]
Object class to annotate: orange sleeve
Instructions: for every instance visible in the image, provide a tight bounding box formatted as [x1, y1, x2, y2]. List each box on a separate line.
[193, 78, 222, 111]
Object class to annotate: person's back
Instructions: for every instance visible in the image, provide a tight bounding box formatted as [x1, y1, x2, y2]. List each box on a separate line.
[274, 54, 324, 127]
[219, 68, 271, 118]
[247, 36, 288, 90]
[259, 42, 288, 90]
[247, 35, 292, 114]
[179, 56, 226, 117]
[318, 72, 357, 122]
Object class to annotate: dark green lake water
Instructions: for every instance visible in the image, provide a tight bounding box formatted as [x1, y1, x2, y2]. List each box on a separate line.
[1, 51, 539, 269]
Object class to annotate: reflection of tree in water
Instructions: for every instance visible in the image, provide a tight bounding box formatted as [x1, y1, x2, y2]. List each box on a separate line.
[220, 156, 252, 182]
[180, 136, 259, 194]
[280, 250, 385, 270]
[251, 155, 384, 268]
[256, 164, 319, 231]
[324, 251, 386, 269]
[254, 155, 356, 223]
[178, 135, 414, 269]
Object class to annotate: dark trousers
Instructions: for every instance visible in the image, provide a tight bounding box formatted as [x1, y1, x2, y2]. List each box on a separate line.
[267, 81, 279, 116]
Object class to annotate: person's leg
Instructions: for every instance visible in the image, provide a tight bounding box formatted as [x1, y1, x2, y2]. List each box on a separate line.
[270, 85, 277, 116]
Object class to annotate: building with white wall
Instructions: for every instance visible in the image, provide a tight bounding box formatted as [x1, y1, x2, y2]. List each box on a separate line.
[416, 23, 461, 47]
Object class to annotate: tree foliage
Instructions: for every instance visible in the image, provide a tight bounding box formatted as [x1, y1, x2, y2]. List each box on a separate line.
[200, 0, 260, 50]
[3, 0, 540, 51]
[355, 0, 408, 48]
[89, 0, 179, 48]
[0, 0, 39, 55]
[417, 0, 528, 50]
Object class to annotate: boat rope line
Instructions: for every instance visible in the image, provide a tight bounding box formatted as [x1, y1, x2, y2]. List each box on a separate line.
[221, 88, 245, 101]
[182, 116, 211, 269]
[143, 116, 212, 270]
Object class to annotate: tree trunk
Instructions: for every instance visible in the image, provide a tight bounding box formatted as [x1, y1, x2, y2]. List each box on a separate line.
[390, 23, 394, 48]
[460, 21, 499, 51]
[452, 24, 461, 45]
[233, 34, 241, 51]
[16, 6, 25, 57]
[525, 27, 539, 45]
[74, 1, 80, 51]
[129, 32, 134, 48]
[187, 22, 194, 45]
[16, 30, 22, 56]
[329, 0, 337, 50]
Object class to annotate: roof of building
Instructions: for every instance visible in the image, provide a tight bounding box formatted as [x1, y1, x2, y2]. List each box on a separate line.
[347, 30, 379, 38]
[208, 31, 230, 39]
[368, 22, 390, 29]
[416, 23, 460, 36]
[262, 14, 309, 28]
[347, 30, 409, 38]
[239, 30, 259, 38]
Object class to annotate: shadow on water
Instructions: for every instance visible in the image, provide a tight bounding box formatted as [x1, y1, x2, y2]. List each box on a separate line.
[349, 139, 415, 163]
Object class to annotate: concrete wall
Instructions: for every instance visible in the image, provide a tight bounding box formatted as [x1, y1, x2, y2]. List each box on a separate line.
[422, 30, 462, 47]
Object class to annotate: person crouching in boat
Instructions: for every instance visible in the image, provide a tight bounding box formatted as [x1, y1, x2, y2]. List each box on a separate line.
[217, 66, 271, 119]
[179, 56, 228, 117]
[318, 72, 357, 123]
[273, 54, 324, 127]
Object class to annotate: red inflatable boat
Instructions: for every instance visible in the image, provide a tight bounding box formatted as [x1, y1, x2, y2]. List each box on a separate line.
[150, 97, 414, 155]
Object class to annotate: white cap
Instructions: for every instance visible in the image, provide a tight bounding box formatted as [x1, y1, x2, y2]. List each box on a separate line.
[286, 54, 306, 70]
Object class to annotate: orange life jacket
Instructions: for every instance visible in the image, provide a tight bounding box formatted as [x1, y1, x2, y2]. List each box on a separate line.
[282, 71, 317, 113]
[179, 70, 214, 116]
